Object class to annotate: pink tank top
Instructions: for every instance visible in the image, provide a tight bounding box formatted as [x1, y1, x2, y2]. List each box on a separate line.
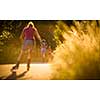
[41, 42, 47, 48]
[23, 26, 35, 40]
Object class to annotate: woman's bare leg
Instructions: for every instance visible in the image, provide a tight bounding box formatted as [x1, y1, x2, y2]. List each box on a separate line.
[27, 49, 32, 71]
[42, 52, 46, 62]
[11, 50, 24, 71]
[17, 50, 24, 62]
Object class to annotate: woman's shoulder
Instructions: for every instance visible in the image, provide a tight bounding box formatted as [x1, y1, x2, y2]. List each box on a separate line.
[33, 27, 37, 31]
[23, 27, 28, 31]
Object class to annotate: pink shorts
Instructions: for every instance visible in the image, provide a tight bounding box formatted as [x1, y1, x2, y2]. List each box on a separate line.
[22, 40, 34, 51]
[41, 48, 46, 54]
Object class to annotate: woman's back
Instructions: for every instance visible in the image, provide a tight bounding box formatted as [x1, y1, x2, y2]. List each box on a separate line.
[23, 26, 35, 40]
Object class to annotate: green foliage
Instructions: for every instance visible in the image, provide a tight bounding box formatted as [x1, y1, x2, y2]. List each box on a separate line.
[53, 21, 68, 45]
[36, 23, 57, 50]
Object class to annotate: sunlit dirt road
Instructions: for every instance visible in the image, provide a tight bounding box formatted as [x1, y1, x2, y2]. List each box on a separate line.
[0, 64, 52, 80]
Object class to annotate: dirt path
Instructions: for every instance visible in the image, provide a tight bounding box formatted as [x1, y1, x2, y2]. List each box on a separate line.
[0, 64, 52, 80]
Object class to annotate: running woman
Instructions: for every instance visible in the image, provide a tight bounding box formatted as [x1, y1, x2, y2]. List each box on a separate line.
[41, 39, 47, 62]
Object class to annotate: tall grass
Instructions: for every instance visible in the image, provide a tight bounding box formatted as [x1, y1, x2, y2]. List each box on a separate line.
[51, 21, 100, 80]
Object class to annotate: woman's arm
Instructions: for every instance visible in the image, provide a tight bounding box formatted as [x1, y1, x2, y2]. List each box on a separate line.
[19, 29, 25, 41]
[34, 28, 42, 42]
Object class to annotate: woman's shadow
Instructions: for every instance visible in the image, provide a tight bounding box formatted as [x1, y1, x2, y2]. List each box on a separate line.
[5, 71, 28, 80]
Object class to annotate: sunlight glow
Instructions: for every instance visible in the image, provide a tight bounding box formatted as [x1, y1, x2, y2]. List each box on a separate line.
[19, 63, 51, 67]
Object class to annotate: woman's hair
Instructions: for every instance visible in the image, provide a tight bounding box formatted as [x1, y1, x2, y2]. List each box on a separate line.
[27, 21, 35, 28]
[42, 39, 46, 42]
